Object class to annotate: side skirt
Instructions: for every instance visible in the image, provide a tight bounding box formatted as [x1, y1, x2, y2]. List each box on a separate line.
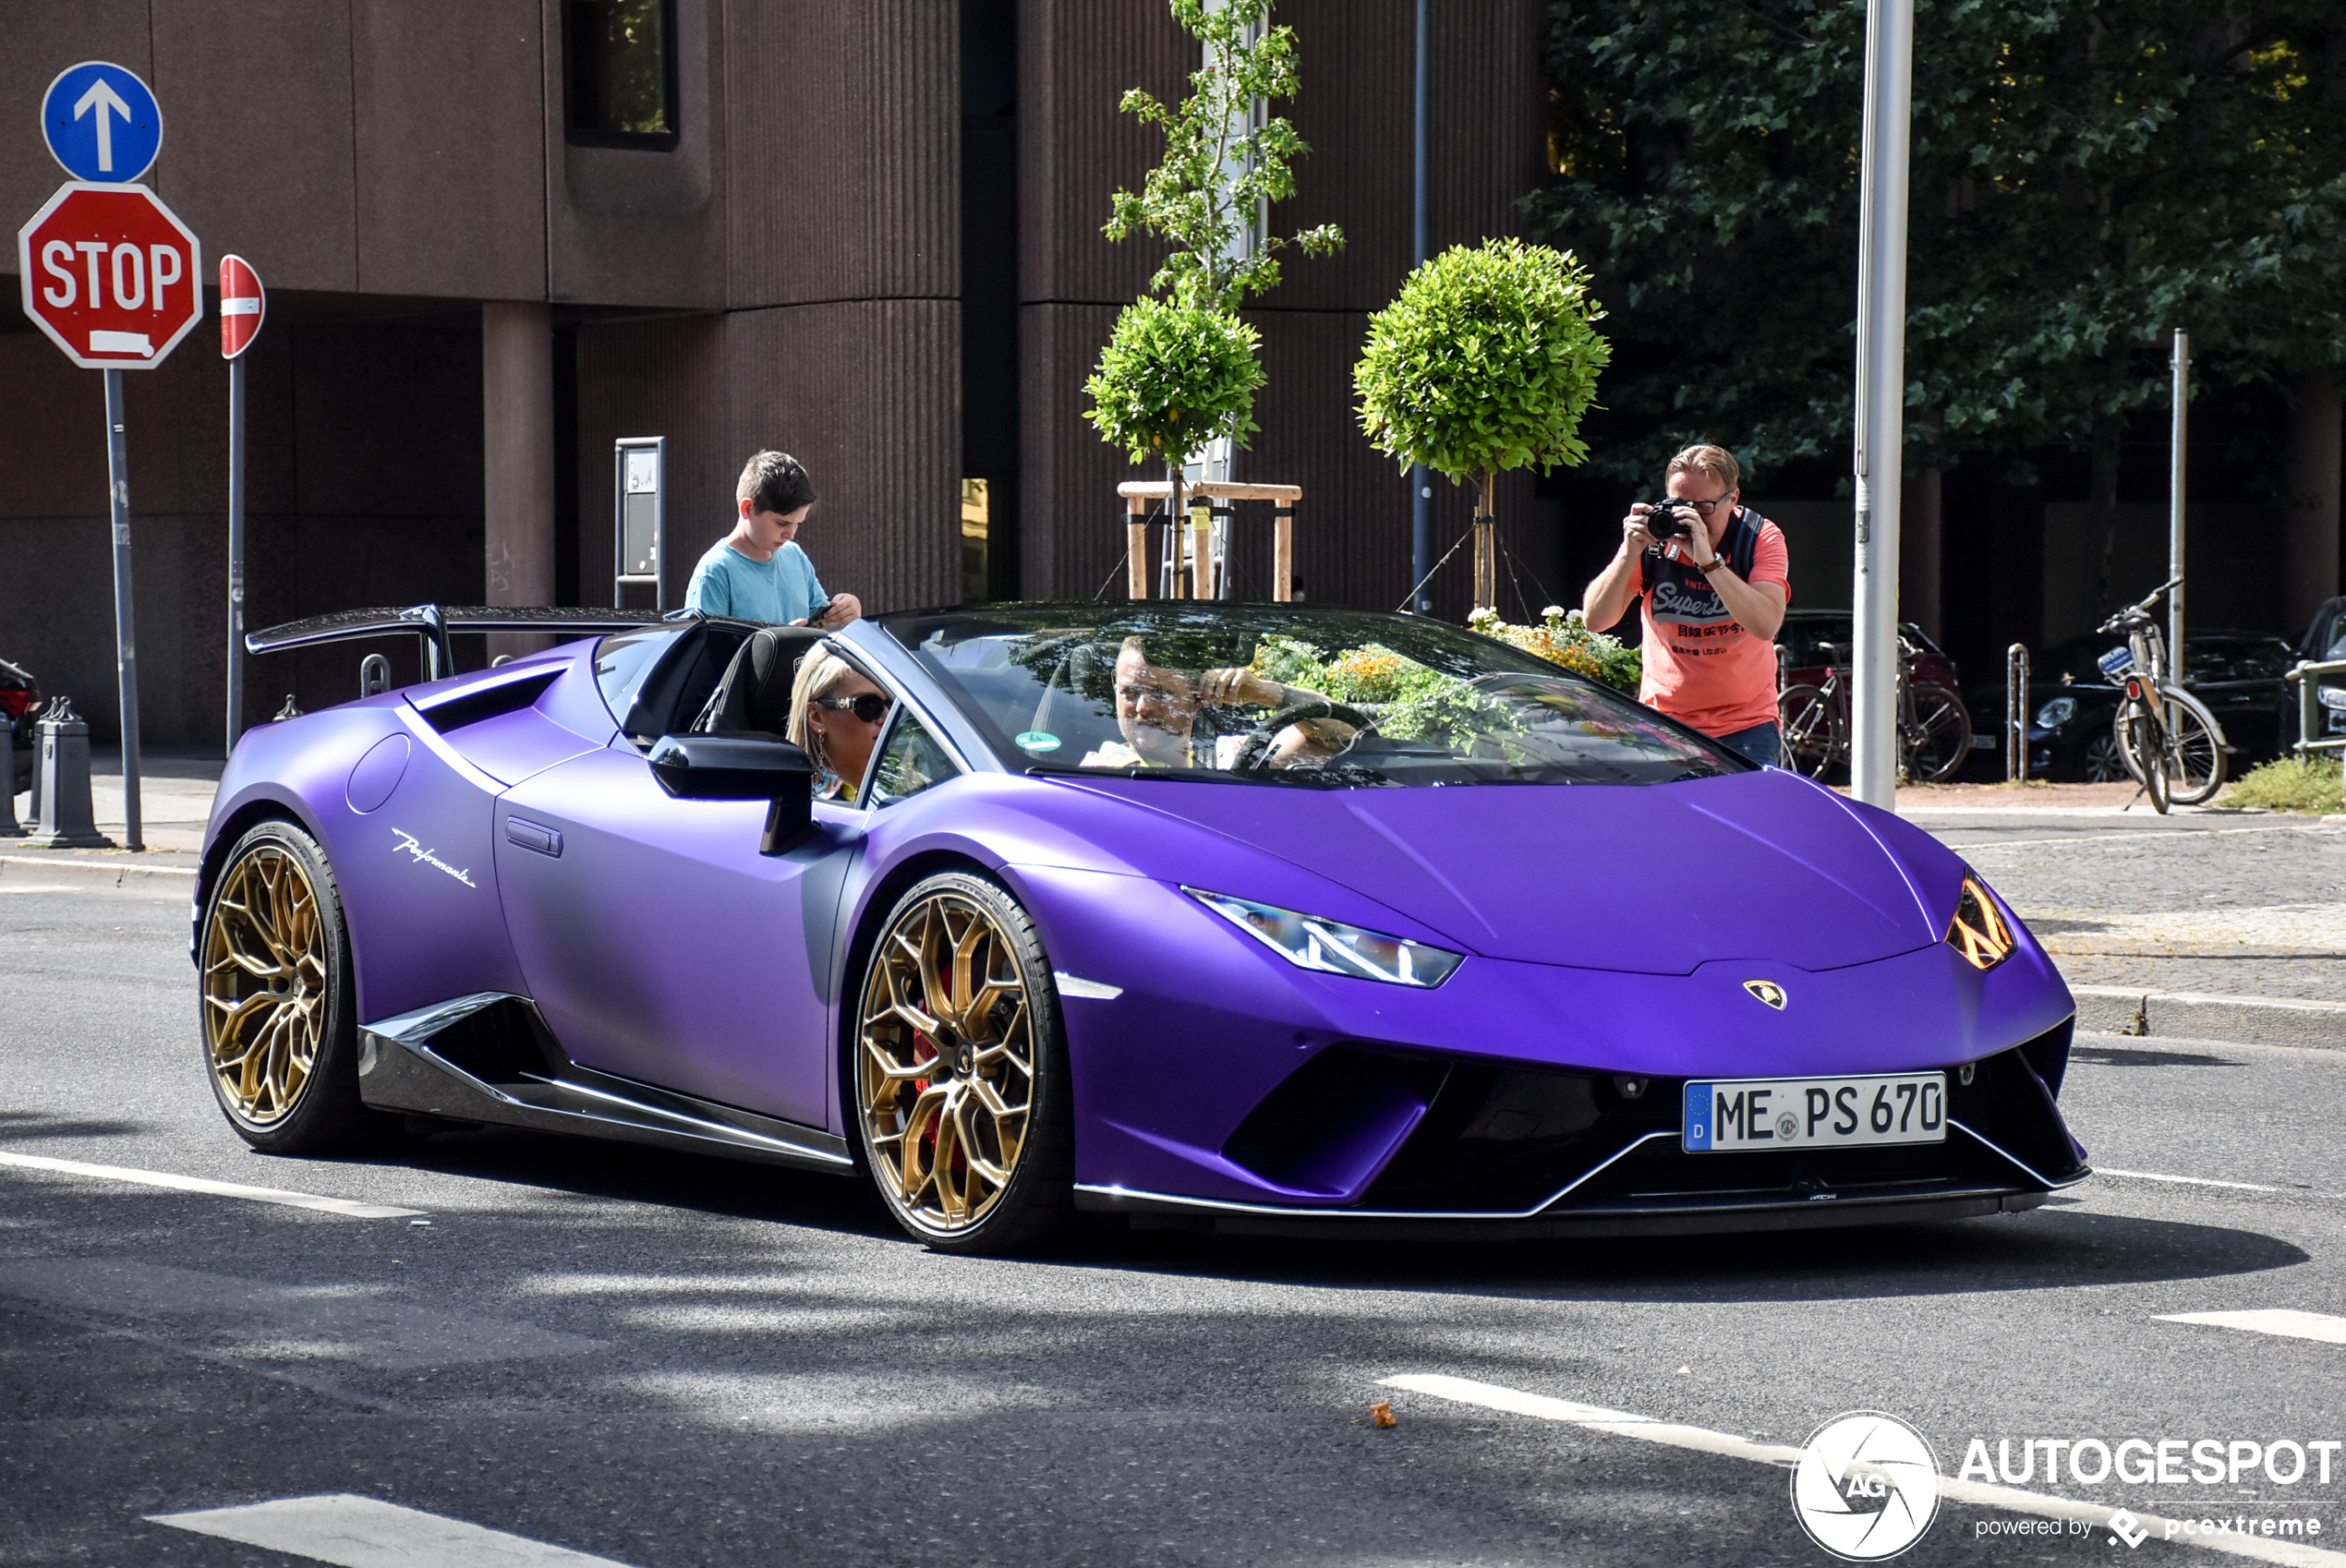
[357, 992, 853, 1175]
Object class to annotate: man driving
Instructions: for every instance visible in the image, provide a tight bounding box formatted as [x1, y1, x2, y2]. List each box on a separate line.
[1079, 637, 1350, 770]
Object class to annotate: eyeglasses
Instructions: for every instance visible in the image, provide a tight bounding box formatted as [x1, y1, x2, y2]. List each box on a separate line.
[816, 693, 889, 723]
[1675, 491, 1734, 515]
[1117, 680, 1196, 707]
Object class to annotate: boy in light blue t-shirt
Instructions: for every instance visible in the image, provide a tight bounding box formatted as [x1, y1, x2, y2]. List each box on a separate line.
[684, 451, 862, 628]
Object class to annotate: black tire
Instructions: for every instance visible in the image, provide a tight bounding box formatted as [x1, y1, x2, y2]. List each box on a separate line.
[2124, 709, 2170, 814]
[2158, 688, 2227, 805]
[851, 870, 1075, 1254]
[2080, 731, 2129, 784]
[1901, 681, 1973, 784]
[197, 819, 376, 1153]
[1777, 683, 1841, 778]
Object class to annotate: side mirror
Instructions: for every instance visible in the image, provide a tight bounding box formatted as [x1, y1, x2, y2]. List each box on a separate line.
[647, 733, 813, 856]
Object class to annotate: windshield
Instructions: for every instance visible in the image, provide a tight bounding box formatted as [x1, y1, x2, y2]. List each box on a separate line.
[885, 606, 1746, 789]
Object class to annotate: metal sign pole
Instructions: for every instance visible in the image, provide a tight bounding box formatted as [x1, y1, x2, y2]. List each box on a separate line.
[226, 349, 246, 755]
[1409, 0, 1432, 612]
[103, 369, 142, 851]
[1849, 0, 1916, 809]
[2170, 329, 2188, 685]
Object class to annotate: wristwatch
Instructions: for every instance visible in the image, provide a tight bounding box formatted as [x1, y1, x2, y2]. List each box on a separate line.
[1699, 557, 1730, 575]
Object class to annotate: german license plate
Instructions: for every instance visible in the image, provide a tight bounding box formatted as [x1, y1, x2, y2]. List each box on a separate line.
[1682, 1072, 1946, 1152]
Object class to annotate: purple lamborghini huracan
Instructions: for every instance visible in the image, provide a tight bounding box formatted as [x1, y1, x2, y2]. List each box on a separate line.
[197, 601, 2086, 1252]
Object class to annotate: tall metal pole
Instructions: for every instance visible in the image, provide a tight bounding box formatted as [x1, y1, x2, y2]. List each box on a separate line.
[226, 351, 247, 756]
[1849, 0, 1916, 809]
[103, 369, 143, 851]
[1409, 0, 1433, 612]
[2170, 329, 2188, 683]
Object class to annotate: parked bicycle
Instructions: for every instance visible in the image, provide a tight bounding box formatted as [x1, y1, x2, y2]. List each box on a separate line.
[1778, 638, 1972, 784]
[2094, 577, 2225, 813]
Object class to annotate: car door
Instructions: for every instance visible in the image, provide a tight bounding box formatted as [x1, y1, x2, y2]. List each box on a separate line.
[491, 742, 862, 1130]
[2186, 640, 2277, 764]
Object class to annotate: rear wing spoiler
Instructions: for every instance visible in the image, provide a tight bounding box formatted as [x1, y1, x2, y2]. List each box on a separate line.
[247, 604, 685, 682]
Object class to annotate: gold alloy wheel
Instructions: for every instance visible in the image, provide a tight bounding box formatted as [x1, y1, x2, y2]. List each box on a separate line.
[201, 843, 330, 1126]
[857, 889, 1035, 1232]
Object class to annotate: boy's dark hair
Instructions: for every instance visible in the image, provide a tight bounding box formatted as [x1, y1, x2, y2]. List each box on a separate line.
[736, 450, 818, 515]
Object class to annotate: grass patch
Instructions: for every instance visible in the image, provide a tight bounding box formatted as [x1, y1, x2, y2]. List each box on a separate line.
[2214, 754, 2343, 814]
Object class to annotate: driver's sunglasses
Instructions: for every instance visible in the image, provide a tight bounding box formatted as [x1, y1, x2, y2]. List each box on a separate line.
[816, 693, 889, 723]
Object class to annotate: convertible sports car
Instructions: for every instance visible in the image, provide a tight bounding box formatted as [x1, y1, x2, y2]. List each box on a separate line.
[198, 601, 2086, 1252]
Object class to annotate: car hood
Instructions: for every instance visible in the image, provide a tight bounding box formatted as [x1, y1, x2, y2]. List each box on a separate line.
[1065, 769, 1946, 975]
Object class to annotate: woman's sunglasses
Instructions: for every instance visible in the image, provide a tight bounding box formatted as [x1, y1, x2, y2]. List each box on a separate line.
[816, 693, 889, 724]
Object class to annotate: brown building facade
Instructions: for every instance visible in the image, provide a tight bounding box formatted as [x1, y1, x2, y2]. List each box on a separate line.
[0, 0, 1548, 746]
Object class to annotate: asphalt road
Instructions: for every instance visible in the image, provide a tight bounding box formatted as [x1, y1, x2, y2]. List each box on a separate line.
[5, 820, 2345, 1568]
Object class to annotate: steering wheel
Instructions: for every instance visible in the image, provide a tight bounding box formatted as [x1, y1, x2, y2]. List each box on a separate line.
[1228, 700, 1373, 772]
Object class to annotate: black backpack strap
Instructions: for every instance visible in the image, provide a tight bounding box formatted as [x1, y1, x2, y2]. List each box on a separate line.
[1723, 509, 1762, 579]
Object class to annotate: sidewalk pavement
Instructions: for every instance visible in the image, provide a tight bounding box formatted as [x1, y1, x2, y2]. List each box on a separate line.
[4, 751, 219, 871]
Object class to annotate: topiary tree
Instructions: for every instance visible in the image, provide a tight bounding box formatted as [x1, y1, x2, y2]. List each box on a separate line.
[1087, 0, 1341, 597]
[1083, 297, 1267, 559]
[1356, 238, 1611, 611]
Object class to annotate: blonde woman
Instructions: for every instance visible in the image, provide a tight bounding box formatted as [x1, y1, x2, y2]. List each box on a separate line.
[787, 641, 889, 802]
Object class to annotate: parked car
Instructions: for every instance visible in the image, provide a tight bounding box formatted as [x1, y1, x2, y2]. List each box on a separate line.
[2300, 597, 2346, 746]
[196, 600, 2086, 1253]
[1966, 631, 2300, 782]
[2, 657, 39, 795]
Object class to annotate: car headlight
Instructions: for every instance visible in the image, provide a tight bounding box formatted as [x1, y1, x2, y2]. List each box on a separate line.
[2034, 695, 2077, 729]
[1184, 887, 1465, 988]
[1946, 874, 2015, 971]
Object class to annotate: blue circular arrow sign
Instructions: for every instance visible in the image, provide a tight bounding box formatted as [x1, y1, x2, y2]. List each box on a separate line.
[41, 62, 163, 184]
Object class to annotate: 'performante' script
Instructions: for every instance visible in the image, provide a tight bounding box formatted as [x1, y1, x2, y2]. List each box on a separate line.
[391, 828, 476, 887]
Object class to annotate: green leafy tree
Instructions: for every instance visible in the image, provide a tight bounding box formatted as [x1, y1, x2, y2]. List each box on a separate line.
[1534, 0, 2346, 606]
[1084, 297, 1267, 469]
[1106, 0, 1344, 311]
[1088, 0, 1344, 587]
[1355, 238, 1612, 608]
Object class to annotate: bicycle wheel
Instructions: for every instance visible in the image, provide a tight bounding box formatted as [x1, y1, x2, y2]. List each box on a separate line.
[1777, 683, 1842, 778]
[2157, 687, 2227, 805]
[1900, 681, 1973, 785]
[2122, 706, 2170, 813]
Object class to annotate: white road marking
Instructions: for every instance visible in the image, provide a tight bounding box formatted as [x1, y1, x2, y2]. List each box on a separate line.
[0, 884, 80, 893]
[150, 1494, 636, 1567]
[2096, 1167, 2280, 1193]
[0, 1152, 423, 1219]
[1382, 1373, 2346, 1567]
[2156, 1310, 2346, 1346]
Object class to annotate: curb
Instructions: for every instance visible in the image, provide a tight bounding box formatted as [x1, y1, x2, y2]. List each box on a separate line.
[2071, 984, 2346, 1050]
[0, 852, 198, 886]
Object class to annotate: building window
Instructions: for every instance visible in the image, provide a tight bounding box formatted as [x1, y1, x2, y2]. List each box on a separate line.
[566, 0, 679, 149]
[961, 479, 991, 604]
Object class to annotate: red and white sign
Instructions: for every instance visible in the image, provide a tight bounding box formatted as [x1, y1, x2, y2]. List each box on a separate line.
[219, 253, 263, 358]
[16, 181, 202, 369]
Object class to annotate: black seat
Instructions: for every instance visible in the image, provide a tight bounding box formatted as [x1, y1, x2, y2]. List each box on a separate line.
[693, 626, 827, 736]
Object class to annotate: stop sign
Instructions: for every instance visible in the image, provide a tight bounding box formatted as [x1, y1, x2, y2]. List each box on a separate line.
[16, 181, 202, 369]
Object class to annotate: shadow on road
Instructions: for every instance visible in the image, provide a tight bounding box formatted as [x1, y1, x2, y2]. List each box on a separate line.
[284, 1122, 2309, 1309]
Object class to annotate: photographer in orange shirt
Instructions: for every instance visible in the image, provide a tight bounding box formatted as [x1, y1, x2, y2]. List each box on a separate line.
[1581, 444, 1789, 766]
